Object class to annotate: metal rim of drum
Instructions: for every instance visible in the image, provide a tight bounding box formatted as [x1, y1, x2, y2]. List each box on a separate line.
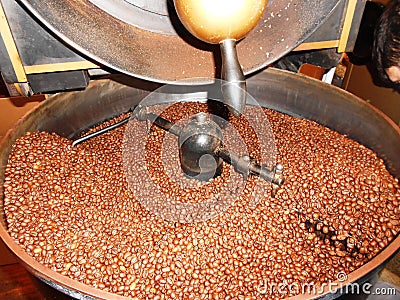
[0, 69, 399, 299]
[18, 0, 340, 84]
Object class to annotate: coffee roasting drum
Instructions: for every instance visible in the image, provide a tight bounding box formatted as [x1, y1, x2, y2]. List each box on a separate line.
[0, 0, 400, 299]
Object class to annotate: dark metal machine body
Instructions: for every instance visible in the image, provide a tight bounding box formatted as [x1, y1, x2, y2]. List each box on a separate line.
[0, 0, 365, 95]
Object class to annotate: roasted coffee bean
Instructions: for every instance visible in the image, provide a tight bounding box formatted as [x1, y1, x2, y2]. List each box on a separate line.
[3, 103, 400, 299]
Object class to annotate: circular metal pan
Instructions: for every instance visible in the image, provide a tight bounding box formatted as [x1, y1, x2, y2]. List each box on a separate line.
[19, 0, 339, 84]
[1, 69, 400, 299]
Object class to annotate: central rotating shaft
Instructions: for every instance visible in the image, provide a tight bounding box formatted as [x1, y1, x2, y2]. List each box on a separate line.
[73, 105, 285, 196]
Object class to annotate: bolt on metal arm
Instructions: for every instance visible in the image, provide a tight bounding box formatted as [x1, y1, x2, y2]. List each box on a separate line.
[217, 149, 284, 197]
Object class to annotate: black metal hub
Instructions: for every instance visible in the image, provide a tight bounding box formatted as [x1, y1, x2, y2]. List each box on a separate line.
[178, 113, 223, 181]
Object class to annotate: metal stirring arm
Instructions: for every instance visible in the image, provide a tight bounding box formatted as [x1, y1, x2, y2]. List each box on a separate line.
[71, 106, 181, 146]
[217, 149, 284, 196]
[135, 107, 284, 189]
[72, 117, 131, 146]
[72, 106, 285, 196]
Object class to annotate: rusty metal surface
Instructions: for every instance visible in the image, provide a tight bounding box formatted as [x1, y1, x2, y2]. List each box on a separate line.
[17, 0, 340, 84]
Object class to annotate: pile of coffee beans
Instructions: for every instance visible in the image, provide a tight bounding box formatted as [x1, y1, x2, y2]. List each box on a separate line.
[3, 102, 400, 299]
